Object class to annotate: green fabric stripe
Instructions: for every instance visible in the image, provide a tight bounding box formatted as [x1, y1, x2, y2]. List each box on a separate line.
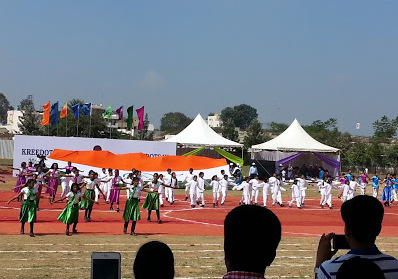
[181, 147, 205, 157]
[214, 147, 243, 166]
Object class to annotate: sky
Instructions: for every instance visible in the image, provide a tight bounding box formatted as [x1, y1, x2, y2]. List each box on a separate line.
[0, 0, 397, 136]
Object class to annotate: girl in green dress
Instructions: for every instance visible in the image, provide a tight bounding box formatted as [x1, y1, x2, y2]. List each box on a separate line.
[6, 179, 41, 237]
[52, 183, 98, 236]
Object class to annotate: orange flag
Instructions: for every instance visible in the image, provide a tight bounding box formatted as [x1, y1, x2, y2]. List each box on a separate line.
[41, 101, 50, 126]
[60, 103, 68, 118]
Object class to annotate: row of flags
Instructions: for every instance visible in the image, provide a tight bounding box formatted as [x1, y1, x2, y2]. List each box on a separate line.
[41, 102, 145, 130]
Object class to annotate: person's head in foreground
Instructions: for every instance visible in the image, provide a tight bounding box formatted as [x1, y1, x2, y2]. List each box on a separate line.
[224, 205, 281, 278]
[315, 195, 398, 279]
[133, 241, 174, 279]
[336, 257, 385, 279]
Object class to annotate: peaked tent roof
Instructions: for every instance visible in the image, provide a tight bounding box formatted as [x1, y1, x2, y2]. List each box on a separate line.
[163, 114, 242, 147]
[251, 119, 339, 153]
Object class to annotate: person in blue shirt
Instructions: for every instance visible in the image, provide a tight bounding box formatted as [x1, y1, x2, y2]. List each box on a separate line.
[391, 174, 398, 204]
[381, 174, 392, 208]
[346, 170, 352, 182]
[319, 167, 325, 180]
[372, 174, 380, 198]
[249, 163, 258, 179]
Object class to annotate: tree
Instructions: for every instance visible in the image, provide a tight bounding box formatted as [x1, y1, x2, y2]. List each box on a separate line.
[243, 119, 268, 149]
[372, 116, 398, 139]
[18, 97, 42, 135]
[222, 120, 239, 142]
[0, 92, 13, 122]
[220, 104, 258, 129]
[160, 112, 191, 134]
[267, 122, 288, 134]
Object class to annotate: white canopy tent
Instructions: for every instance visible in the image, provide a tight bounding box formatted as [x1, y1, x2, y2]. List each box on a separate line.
[251, 119, 340, 176]
[164, 114, 243, 148]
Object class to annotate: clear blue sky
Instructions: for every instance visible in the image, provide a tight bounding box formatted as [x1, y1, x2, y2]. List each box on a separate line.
[1, 1, 397, 135]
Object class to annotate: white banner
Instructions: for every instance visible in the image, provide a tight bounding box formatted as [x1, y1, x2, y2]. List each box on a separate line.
[13, 135, 176, 175]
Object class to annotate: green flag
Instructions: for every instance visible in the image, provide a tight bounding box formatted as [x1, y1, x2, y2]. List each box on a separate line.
[126, 105, 134, 129]
[103, 104, 113, 119]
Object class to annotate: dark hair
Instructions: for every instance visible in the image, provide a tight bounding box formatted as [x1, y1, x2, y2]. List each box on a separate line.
[199, 172, 204, 176]
[224, 205, 281, 274]
[336, 257, 385, 279]
[341, 196, 384, 243]
[134, 241, 174, 279]
[65, 169, 71, 174]
[51, 163, 58, 169]
[71, 183, 80, 192]
[189, 168, 193, 172]
[132, 177, 140, 182]
[212, 175, 217, 181]
[167, 168, 171, 172]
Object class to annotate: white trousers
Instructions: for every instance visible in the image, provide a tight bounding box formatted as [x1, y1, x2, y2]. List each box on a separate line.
[221, 187, 228, 204]
[272, 187, 282, 205]
[61, 182, 70, 198]
[95, 187, 100, 202]
[392, 189, 398, 202]
[372, 187, 379, 198]
[213, 191, 220, 203]
[158, 186, 164, 205]
[289, 196, 301, 208]
[167, 188, 175, 203]
[360, 183, 367, 195]
[197, 192, 205, 205]
[185, 185, 190, 197]
[300, 188, 306, 204]
[252, 188, 259, 204]
[322, 193, 332, 207]
[190, 192, 197, 206]
[263, 184, 270, 207]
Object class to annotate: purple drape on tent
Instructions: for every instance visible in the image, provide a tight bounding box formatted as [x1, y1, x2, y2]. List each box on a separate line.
[275, 152, 304, 168]
[313, 152, 340, 174]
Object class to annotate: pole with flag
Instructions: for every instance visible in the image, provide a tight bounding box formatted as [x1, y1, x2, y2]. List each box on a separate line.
[50, 102, 59, 135]
[103, 104, 113, 139]
[81, 103, 92, 137]
[60, 103, 68, 136]
[116, 105, 123, 135]
[136, 106, 145, 140]
[127, 105, 134, 139]
[71, 103, 80, 137]
[41, 101, 51, 135]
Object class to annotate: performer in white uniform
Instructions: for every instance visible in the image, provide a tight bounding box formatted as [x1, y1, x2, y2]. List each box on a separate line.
[260, 178, 271, 207]
[183, 168, 194, 201]
[210, 175, 221, 207]
[348, 176, 360, 200]
[163, 169, 172, 203]
[168, 172, 178, 205]
[249, 176, 261, 204]
[196, 172, 209, 207]
[97, 168, 108, 202]
[296, 175, 309, 206]
[288, 180, 302, 208]
[60, 169, 73, 198]
[105, 168, 114, 203]
[271, 174, 286, 207]
[185, 175, 199, 207]
[219, 174, 236, 205]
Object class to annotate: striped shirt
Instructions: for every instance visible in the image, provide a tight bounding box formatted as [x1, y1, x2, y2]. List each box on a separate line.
[223, 271, 265, 279]
[317, 248, 398, 279]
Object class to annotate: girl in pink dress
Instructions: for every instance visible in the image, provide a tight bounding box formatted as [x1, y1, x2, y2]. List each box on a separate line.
[45, 163, 61, 202]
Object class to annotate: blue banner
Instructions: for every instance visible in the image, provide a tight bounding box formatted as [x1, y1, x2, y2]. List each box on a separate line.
[50, 101, 59, 126]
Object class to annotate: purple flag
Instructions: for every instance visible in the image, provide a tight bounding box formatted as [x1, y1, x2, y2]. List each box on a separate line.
[116, 106, 123, 120]
[136, 106, 144, 130]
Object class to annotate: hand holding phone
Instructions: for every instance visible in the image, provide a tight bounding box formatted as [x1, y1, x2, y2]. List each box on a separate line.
[91, 252, 121, 279]
[333, 234, 350, 250]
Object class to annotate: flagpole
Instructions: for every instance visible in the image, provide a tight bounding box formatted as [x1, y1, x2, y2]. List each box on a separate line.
[66, 116, 68, 137]
[89, 115, 92, 138]
[77, 113, 79, 137]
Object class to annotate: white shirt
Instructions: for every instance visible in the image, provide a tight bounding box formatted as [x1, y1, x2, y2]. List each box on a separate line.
[184, 173, 195, 183]
[170, 177, 178, 188]
[163, 173, 172, 185]
[210, 180, 220, 193]
[297, 178, 307, 189]
[147, 180, 163, 191]
[83, 178, 99, 190]
[290, 184, 301, 198]
[21, 187, 38, 201]
[268, 177, 277, 189]
[186, 180, 199, 195]
[197, 177, 209, 193]
[219, 178, 234, 188]
[127, 185, 142, 199]
[66, 192, 83, 204]
[249, 179, 260, 190]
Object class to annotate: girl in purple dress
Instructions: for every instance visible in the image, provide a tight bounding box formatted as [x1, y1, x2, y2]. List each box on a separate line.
[107, 169, 127, 212]
[45, 163, 61, 202]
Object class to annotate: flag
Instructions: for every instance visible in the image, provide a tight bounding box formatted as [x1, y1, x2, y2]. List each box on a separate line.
[356, 123, 360, 130]
[116, 106, 123, 120]
[41, 101, 50, 126]
[103, 104, 113, 119]
[71, 103, 80, 119]
[50, 102, 59, 126]
[60, 103, 68, 118]
[81, 103, 92, 116]
[126, 105, 134, 129]
[136, 106, 145, 130]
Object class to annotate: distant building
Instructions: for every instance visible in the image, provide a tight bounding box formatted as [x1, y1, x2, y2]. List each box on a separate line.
[207, 114, 222, 128]
[5, 110, 23, 134]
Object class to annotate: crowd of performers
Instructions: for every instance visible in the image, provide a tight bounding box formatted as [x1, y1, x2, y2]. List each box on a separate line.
[5, 160, 398, 237]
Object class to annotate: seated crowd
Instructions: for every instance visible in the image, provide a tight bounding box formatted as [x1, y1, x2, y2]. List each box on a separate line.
[131, 195, 397, 279]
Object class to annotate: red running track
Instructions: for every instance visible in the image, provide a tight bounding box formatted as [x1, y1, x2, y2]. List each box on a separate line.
[1, 190, 398, 237]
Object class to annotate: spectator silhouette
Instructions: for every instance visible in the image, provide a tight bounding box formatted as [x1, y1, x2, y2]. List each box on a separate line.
[315, 195, 398, 279]
[223, 205, 281, 279]
[134, 241, 174, 279]
[336, 257, 385, 279]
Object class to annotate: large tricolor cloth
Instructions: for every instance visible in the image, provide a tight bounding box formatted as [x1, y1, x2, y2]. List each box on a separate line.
[47, 149, 229, 180]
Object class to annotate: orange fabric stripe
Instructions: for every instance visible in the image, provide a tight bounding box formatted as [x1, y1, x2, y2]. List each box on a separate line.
[48, 149, 227, 171]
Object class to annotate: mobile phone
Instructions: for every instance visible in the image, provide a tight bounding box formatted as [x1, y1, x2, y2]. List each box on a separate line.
[333, 234, 350, 250]
[91, 252, 121, 279]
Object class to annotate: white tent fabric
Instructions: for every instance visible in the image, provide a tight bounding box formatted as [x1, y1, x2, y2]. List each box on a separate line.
[163, 114, 242, 147]
[251, 119, 339, 153]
